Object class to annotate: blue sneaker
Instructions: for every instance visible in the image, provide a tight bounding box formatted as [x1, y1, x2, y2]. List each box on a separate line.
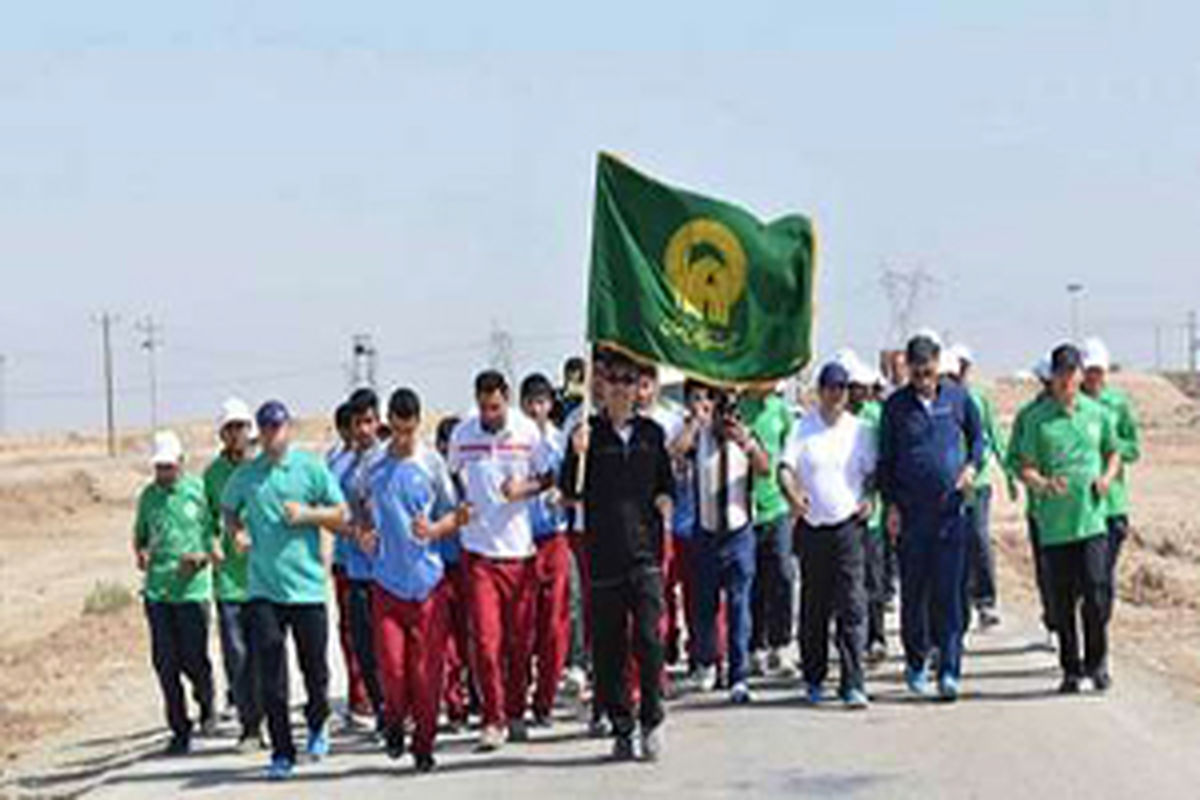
[306, 725, 330, 760]
[842, 688, 870, 710]
[805, 684, 824, 705]
[938, 675, 960, 703]
[905, 666, 933, 698]
[266, 755, 294, 781]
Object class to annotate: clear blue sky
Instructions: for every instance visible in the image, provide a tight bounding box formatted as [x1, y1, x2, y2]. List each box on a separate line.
[2, 1, 1197, 433]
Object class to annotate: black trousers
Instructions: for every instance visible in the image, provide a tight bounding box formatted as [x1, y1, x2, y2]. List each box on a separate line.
[347, 578, 385, 716]
[750, 516, 797, 652]
[145, 601, 215, 740]
[861, 527, 888, 649]
[216, 601, 263, 735]
[247, 601, 330, 762]
[797, 517, 867, 694]
[1028, 515, 1057, 633]
[1045, 536, 1111, 678]
[1107, 514, 1129, 582]
[592, 566, 664, 737]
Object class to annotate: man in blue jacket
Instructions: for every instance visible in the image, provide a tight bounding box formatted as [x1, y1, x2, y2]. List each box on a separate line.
[878, 334, 983, 701]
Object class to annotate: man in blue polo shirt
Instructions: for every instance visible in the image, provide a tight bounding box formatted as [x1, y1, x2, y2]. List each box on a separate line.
[222, 400, 348, 780]
[878, 334, 983, 701]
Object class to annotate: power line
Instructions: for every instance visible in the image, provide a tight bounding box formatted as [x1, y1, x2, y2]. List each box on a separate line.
[487, 321, 516, 383]
[350, 333, 378, 391]
[880, 261, 938, 345]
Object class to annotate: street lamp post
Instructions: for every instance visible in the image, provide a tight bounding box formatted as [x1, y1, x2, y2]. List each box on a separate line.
[1067, 283, 1084, 342]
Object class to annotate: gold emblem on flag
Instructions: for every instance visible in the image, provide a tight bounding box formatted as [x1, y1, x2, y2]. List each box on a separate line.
[664, 219, 747, 329]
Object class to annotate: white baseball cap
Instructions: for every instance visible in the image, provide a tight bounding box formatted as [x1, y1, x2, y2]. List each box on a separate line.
[1082, 337, 1111, 371]
[912, 327, 944, 349]
[950, 343, 974, 366]
[150, 430, 184, 466]
[1032, 353, 1053, 382]
[938, 348, 962, 377]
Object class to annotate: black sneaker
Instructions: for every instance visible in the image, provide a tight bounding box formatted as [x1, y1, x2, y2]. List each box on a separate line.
[611, 733, 635, 761]
[531, 710, 553, 729]
[385, 725, 407, 760]
[414, 752, 436, 773]
[163, 735, 191, 756]
[1058, 675, 1082, 695]
[1090, 671, 1112, 693]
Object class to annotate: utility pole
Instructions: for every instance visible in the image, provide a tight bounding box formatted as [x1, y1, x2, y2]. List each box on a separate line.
[488, 321, 516, 383]
[350, 333, 378, 390]
[0, 353, 6, 436]
[96, 312, 119, 457]
[1189, 310, 1198, 376]
[136, 316, 162, 431]
[1154, 323, 1163, 372]
[1067, 283, 1085, 342]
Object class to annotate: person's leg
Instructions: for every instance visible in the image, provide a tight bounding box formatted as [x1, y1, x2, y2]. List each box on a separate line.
[677, 538, 700, 670]
[970, 486, 997, 612]
[932, 511, 970, 682]
[348, 580, 385, 718]
[439, 565, 468, 725]
[592, 581, 633, 737]
[799, 523, 833, 687]
[631, 569, 666, 733]
[145, 602, 190, 742]
[723, 526, 757, 689]
[833, 521, 868, 696]
[691, 533, 721, 673]
[289, 604, 331, 738]
[502, 558, 537, 726]
[750, 524, 771, 656]
[175, 602, 216, 727]
[248, 600, 294, 762]
[861, 528, 887, 650]
[411, 582, 450, 758]
[1081, 535, 1113, 679]
[1027, 515, 1057, 633]
[333, 568, 368, 715]
[1046, 543, 1084, 679]
[372, 586, 409, 747]
[533, 535, 572, 719]
[466, 555, 508, 730]
[216, 601, 242, 714]
[235, 603, 264, 735]
[898, 515, 934, 676]
[663, 536, 684, 665]
[766, 515, 798, 652]
[1106, 515, 1129, 586]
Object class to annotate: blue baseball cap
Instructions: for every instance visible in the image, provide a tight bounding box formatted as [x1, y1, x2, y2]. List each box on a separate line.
[255, 400, 290, 429]
[818, 361, 851, 389]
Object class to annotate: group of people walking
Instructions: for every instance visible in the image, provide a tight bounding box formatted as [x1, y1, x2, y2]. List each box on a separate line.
[131, 330, 1139, 779]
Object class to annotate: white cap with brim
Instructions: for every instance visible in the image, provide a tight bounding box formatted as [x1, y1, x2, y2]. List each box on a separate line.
[1082, 337, 1111, 371]
[218, 397, 257, 439]
[950, 343, 974, 366]
[150, 430, 184, 466]
[938, 349, 961, 376]
[912, 327, 944, 349]
[1033, 354, 1053, 382]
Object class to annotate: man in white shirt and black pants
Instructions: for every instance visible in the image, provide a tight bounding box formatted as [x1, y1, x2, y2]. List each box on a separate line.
[780, 362, 877, 709]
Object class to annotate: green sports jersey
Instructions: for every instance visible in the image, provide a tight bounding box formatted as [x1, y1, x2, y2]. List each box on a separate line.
[968, 385, 1006, 490]
[741, 393, 793, 523]
[204, 453, 249, 603]
[854, 399, 885, 534]
[220, 448, 345, 605]
[1091, 385, 1139, 518]
[1011, 393, 1117, 548]
[134, 474, 213, 603]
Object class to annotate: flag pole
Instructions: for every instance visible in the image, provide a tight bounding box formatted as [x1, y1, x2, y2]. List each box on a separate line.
[574, 341, 592, 495]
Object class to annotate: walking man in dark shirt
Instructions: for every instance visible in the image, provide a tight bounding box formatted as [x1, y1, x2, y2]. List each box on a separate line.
[562, 350, 674, 763]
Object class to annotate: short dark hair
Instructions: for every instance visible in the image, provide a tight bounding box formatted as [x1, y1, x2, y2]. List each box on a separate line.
[906, 335, 941, 368]
[334, 402, 353, 431]
[387, 387, 421, 420]
[684, 378, 713, 399]
[520, 373, 555, 402]
[636, 361, 658, 380]
[604, 350, 637, 376]
[563, 356, 585, 380]
[475, 369, 509, 397]
[436, 415, 461, 450]
[347, 387, 379, 419]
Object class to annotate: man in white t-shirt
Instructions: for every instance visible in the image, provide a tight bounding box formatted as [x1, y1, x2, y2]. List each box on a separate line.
[448, 370, 555, 751]
[780, 361, 877, 710]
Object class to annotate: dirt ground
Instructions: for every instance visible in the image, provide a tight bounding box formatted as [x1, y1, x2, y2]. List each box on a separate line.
[1, 373, 1197, 776]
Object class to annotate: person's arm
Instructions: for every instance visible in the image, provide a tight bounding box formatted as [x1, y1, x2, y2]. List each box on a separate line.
[956, 390, 984, 490]
[877, 401, 897, 507]
[133, 493, 150, 571]
[1093, 410, 1123, 497]
[1115, 395, 1141, 465]
[778, 463, 810, 517]
[282, 459, 349, 531]
[726, 418, 770, 474]
[653, 430, 675, 536]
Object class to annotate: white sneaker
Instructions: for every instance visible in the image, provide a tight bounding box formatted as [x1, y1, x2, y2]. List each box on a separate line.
[562, 666, 588, 697]
[749, 650, 767, 677]
[694, 665, 718, 693]
[640, 724, 664, 762]
[766, 648, 784, 673]
[730, 681, 753, 705]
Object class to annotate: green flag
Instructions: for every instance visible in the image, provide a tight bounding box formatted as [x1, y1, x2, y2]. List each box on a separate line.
[588, 153, 816, 385]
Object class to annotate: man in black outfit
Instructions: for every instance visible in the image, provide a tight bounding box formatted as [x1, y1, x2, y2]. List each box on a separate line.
[561, 350, 674, 763]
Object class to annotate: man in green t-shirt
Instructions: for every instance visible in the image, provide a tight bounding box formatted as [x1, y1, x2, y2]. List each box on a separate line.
[1013, 344, 1121, 694]
[741, 386, 797, 677]
[1081, 337, 1141, 582]
[221, 400, 348, 781]
[204, 398, 263, 751]
[134, 430, 216, 756]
